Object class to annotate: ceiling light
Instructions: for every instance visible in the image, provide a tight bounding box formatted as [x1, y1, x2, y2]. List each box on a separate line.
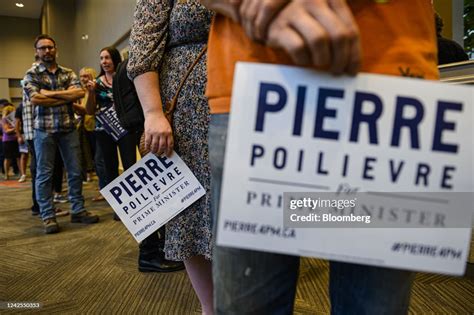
[15, 3, 24, 7]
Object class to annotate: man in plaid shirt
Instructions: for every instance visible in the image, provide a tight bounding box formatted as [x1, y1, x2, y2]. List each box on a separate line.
[24, 34, 99, 234]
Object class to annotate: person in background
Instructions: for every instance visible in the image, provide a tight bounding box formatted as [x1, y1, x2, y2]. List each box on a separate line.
[21, 58, 69, 217]
[435, 12, 469, 65]
[86, 47, 184, 273]
[2, 103, 19, 180]
[85, 47, 140, 208]
[77, 67, 99, 185]
[14, 102, 28, 182]
[0, 99, 20, 177]
[21, 60, 40, 215]
[24, 34, 99, 234]
[0, 99, 8, 176]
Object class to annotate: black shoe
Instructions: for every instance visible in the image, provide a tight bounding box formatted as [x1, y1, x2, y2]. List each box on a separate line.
[71, 211, 99, 224]
[31, 205, 40, 216]
[138, 257, 185, 273]
[138, 231, 184, 273]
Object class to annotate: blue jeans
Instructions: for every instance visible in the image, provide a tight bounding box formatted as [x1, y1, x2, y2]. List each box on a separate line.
[34, 129, 85, 220]
[209, 114, 414, 315]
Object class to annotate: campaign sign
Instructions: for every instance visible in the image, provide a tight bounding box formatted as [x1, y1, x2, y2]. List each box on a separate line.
[217, 62, 474, 275]
[19, 143, 28, 154]
[96, 105, 128, 141]
[101, 152, 205, 242]
[5, 111, 16, 126]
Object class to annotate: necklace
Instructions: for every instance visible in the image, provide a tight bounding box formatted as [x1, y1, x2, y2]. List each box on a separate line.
[103, 73, 113, 86]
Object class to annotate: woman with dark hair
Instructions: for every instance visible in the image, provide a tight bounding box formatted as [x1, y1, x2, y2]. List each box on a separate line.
[85, 47, 141, 205]
[85, 47, 184, 273]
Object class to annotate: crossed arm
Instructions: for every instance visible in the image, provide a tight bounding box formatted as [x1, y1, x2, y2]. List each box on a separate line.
[200, 0, 361, 75]
[31, 87, 85, 107]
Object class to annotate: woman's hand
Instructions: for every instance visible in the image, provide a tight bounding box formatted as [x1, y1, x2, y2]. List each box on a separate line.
[143, 111, 174, 157]
[133, 71, 173, 156]
[85, 79, 96, 93]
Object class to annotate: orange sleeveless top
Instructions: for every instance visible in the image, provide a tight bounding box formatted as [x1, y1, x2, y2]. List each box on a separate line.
[206, 0, 439, 114]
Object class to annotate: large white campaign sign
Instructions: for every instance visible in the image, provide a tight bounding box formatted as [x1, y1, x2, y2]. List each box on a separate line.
[101, 152, 205, 242]
[217, 62, 474, 275]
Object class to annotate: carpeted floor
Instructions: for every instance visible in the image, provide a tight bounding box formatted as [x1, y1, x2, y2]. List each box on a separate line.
[0, 177, 473, 314]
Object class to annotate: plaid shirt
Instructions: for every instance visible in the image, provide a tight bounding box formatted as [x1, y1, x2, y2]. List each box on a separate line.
[21, 72, 34, 140]
[23, 63, 81, 133]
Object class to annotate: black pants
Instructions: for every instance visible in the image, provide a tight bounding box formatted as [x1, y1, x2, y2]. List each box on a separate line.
[27, 140, 39, 212]
[53, 147, 63, 193]
[0, 142, 19, 174]
[94, 129, 142, 185]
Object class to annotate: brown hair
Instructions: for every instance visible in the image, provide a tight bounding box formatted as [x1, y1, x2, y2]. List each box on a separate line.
[34, 34, 56, 48]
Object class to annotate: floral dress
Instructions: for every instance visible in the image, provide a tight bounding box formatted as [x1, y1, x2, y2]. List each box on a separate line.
[128, 0, 213, 261]
[94, 77, 113, 131]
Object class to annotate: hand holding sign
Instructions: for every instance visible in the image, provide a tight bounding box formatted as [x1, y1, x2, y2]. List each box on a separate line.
[143, 111, 174, 157]
[266, 0, 361, 74]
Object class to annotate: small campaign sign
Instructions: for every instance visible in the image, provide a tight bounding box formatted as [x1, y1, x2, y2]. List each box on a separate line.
[96, 105, 128, 141]
[101, 152, 205, 242]
[19, 143, 28, 154]
[217, 62, 474, 275]
[4, 111, 15, 126]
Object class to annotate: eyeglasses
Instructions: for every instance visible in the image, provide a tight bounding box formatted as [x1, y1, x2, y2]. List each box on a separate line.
[36, 45, 56, 51]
